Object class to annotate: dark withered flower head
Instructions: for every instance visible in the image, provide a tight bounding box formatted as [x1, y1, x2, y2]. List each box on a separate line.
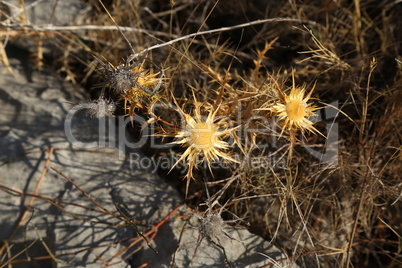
[200, 212, 225, 240]
[106, 63, 143, 94]
[94, 56, 163, 95]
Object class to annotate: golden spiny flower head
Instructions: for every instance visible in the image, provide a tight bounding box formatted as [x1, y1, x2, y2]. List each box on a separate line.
[170, 99, 238, 188]
[270, 85, 320, 136]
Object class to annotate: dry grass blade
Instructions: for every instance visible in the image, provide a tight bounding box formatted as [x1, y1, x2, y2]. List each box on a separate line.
[298, 26, 350, 71]
[130, 17, 318, 59]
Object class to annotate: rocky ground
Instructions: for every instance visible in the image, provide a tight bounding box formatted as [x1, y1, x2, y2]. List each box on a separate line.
[0, 49, 293, 268]
[3, 0, 401, 268]
[0, 1, 292, 267]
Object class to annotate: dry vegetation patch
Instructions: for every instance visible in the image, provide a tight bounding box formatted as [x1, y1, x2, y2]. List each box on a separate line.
[1, 0, 402, 267]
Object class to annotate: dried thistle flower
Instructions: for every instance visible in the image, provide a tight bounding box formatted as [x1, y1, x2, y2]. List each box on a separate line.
[96, 57, 155, 93]
[199, 211, 225, 240]
[194, 193, 240, 243]
[169, 99, 238, 194]
[121, 64, 162, 116]
[270, 85, 320, 136]
[83, 97, 116, 118]
[95, 56, 164, 116]
[190, 194, 241, 268]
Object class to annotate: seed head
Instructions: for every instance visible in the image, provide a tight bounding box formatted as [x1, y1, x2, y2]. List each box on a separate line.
[95, 57, 163, 116]
[108, 64, 140, 94]
[200, 212, 225, 240]
[83, 97, 116, 118]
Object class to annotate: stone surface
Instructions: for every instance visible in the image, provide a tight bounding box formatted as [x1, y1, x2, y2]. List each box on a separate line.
[0, 54, 138, 268]
[4, 0, 89, 26]
[137, 214, 290, 268]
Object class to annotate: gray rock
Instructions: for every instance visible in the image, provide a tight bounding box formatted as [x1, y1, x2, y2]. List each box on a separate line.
[137, 212, 293, 268]
[2, 0, 90, 58]
[0, 54, 294, 268]
[0, 55, 136, 268]
[4, 0, 89, 26]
